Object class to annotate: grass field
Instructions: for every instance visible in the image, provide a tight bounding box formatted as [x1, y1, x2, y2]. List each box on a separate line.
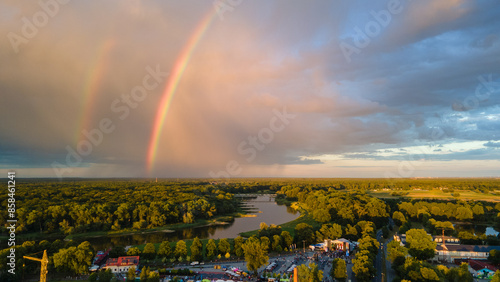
[368, 189, 500, 202]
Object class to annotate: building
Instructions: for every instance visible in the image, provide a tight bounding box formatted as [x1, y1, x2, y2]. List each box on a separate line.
[309, 238, 356, 252]
[432, 235, 460, 245]
[435, 245, 500, 263]
[328, 238, 354, 251]
[468, 260, 498, 278]
[103, 256, 139, 273]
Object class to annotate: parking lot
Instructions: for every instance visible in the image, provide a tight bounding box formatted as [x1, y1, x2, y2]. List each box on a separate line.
[173, 250, 355, 281]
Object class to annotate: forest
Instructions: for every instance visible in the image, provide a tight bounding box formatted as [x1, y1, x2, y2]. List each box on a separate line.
[0, 180, 238, 236]
[1, 177, 500, 281]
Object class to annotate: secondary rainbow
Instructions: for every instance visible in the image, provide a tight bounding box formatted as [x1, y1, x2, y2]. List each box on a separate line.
[76, 39, 115, 144]
[146, 10, 218, 173]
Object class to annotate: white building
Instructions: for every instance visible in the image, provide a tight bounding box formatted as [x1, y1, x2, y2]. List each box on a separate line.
[103, 256, 139, 273]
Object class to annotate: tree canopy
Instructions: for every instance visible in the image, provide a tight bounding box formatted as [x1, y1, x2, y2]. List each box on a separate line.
[406, 229, 436, 260]
[241, 237, 269, 274]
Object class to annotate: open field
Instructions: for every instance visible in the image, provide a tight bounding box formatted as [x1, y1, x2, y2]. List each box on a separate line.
[368, 189, 500, 202]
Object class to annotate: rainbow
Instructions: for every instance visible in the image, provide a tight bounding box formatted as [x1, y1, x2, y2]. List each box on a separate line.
[146, 10, 218, 173]
[76, 39, 115, 144]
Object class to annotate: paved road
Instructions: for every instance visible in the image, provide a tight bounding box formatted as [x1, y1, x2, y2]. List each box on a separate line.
[385, 236, 397, 282]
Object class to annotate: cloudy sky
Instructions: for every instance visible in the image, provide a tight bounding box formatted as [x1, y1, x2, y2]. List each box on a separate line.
[1, 0, 499, 179]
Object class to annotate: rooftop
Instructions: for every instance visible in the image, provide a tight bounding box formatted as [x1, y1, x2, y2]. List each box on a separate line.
[436, 245, 500, 253]
[468, 260, 498, 272]
[105, 256, 139, 267]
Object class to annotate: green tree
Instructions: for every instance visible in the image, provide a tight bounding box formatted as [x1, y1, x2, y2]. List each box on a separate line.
[190, 237, 203, 261]
[207, 239, 217, 259]
[297, 263, 323, 282]
[281, 231, 293, 249]
[455, 206, 473, 221]
[73, 241, 94, 274]
[472, 204, 485, 219]
[109, 246, 126, 258]
[316, 223, 342, 241]
[295, 223, 315, 246]
[260, 236, 270, 251]
[345, 224, 358, 240]
[140, 266, 149, 281]
[148, 271, 160, 282]
[53, 241, 94, 274]
[174, 240, 187, 258]
[234, 236, 245, 257]
[420, 267, 440, 281]
[241, 237, 269, 275]
[331, 258, 347, 281]
[445, 262, 473, 282]
[406, 229, 436, 260]
[158, 241, 172, 257]
[272, 235, 281, 251]
[357, 221, 376, 237]
[352, 253, 374, 282]
[387, 240, 408, 263]
[98, 269, 113, 282]
[218, 238, 231, 254]
[143, 243, 156, 259]
[492, 270, 500, 282]
[127, 247, 141, 256]
[127, 266, 136, 281]
[312, 208, 331, 223]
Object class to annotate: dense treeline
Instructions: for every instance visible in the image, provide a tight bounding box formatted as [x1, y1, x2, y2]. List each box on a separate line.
[352, 222, 379, 282]
[396, 200, 494, 222]
[0, 180, 238, 235]
[279, 187, 389, 228]
[2, 178, 499, 281]
[216, 178, 500, 192]
[391, 199, 500, 245]
[387, 229, 474, 282]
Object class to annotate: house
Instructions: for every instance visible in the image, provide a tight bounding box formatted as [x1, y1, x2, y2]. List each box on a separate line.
[432, 235, 460, 245]
[103, 256, 139, 273]
[468, 260, 498, 278]
[435, 245, 500, 263]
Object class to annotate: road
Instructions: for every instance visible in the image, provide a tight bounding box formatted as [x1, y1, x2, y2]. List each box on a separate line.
[385, 236, 397, 282]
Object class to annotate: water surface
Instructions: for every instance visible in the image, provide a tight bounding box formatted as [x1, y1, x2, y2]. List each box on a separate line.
[83, 195, 298, 250]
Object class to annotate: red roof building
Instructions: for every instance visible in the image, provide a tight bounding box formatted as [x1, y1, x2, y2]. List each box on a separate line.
[103, 256, 139, 273]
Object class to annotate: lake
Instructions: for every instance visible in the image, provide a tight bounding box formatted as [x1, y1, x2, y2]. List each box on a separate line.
[453, 223, 500, 236]
[82, 195, 299, 250]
